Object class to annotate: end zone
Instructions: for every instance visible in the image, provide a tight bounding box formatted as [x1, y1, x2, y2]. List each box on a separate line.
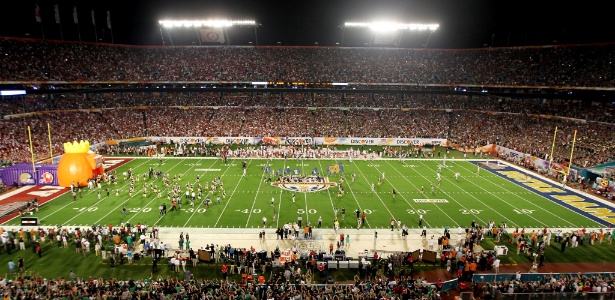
[0, 158, 133, 224]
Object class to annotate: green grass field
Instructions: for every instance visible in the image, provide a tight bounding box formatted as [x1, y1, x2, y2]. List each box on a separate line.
[3, 157, 604, 230]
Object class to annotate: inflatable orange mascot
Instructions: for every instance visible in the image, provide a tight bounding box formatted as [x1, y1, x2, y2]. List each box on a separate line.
[58, 140, 97, 187]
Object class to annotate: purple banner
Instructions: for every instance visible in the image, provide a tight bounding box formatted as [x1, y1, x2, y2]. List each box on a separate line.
[0, 163, 59, 186]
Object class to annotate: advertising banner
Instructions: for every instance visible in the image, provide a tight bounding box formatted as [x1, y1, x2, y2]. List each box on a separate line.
[314, 137, 447, 146]
[144, 137, 448, 147]
[0, 163, 59, 186]
[494, 145, 576, 178]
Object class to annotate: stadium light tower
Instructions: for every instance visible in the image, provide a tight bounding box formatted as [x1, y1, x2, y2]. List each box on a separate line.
[158, 19, 258, 46]
[342, 21, 439, 47]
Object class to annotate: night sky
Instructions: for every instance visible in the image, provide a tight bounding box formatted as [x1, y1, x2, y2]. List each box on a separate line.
[1, 0, 613, 48]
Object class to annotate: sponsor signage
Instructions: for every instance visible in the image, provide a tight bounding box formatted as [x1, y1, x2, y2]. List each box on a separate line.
[144, 136, 448, 146]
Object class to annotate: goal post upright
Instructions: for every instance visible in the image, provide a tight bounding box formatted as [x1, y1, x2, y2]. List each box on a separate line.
[548, 126, 557, 169]
[567, 130, 577, 176]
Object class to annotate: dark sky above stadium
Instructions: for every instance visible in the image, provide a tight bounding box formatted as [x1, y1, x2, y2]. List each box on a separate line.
[2, 0, 614, 48]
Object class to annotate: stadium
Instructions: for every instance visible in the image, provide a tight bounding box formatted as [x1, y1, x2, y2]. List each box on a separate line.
[1, 1, 615, 299]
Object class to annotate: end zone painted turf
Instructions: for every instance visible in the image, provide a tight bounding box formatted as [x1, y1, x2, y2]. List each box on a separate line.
[476, 161, 615, 227]
[0, 158, 133, 224]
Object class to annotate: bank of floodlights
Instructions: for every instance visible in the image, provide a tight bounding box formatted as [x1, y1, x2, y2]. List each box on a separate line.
[159, 20, 257, 28]
[344, 22, 439, 31]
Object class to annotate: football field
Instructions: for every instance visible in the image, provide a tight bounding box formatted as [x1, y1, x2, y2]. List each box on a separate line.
[3, 157, 609, 230]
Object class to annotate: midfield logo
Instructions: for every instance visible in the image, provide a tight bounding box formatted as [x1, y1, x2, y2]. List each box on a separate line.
[272, 176, 338, 193]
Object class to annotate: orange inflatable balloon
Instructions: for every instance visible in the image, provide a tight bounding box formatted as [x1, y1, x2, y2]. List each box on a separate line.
[58, 140, 96, 187]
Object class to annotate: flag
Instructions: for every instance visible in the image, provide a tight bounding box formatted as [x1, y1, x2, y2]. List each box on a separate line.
[54, 4, 60, 24]
[326, 162, 344, 175]
[73, 7, 78, 24]
[198, 28, 225, 43]
[91, 9, 95, 26]
[35, 4, 42, 22]
[106, 11, 111, 29]
[312, 168, 319, 175]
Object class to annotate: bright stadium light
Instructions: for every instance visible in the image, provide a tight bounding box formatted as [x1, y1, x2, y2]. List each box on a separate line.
[159, 20, 256, 28]
[0, 90, 26, 96]
[344, 22, 439, 31]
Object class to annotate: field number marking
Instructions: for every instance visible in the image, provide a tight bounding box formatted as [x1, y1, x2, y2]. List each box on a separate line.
[183, 208, 208, 213]
[459, 209, 482, 214]
[406, 209, 429, 214]
[236, 209, 261, 214]
[73, 207, 98, 212]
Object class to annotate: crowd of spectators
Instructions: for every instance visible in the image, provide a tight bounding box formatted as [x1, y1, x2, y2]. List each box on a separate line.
[3, 221, 615, 298]
[1, 38, 614, 169]
[0, 275, 448, 300]
[0, 103, 613, 169]
[0, 222, 447, 299]
[4, 93, 615, 124]
[3, 39, 615, 87]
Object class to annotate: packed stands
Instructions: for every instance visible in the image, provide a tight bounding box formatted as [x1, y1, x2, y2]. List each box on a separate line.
[0, 38, 613, 168]
[3, 39, 615, 87]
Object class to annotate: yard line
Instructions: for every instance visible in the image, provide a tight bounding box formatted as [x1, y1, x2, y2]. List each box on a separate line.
[413, 160, 511, 227]
[182, 159, 225, 227]
[376, 160, 463, 227]
[244, 159, 269, 227]
[126, 157, 194, 223]
[383, 159, 473, 226]
[275, 173, 284, 228]
[50, 158, 154, 223]
[271, 161, 284, 228]
[377, 160, 421, 215]
[349, 159, 400, 226]
[301, 157, 309, 225]
[380, 159, 461, 228]
[454, 161, 577, 227]
[94, 158, 188, 225]
[213, 159, 253, 227]
[117, 158, 189, 225]
[314, 158, 339, 227]
[317, 158, 372, 228]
